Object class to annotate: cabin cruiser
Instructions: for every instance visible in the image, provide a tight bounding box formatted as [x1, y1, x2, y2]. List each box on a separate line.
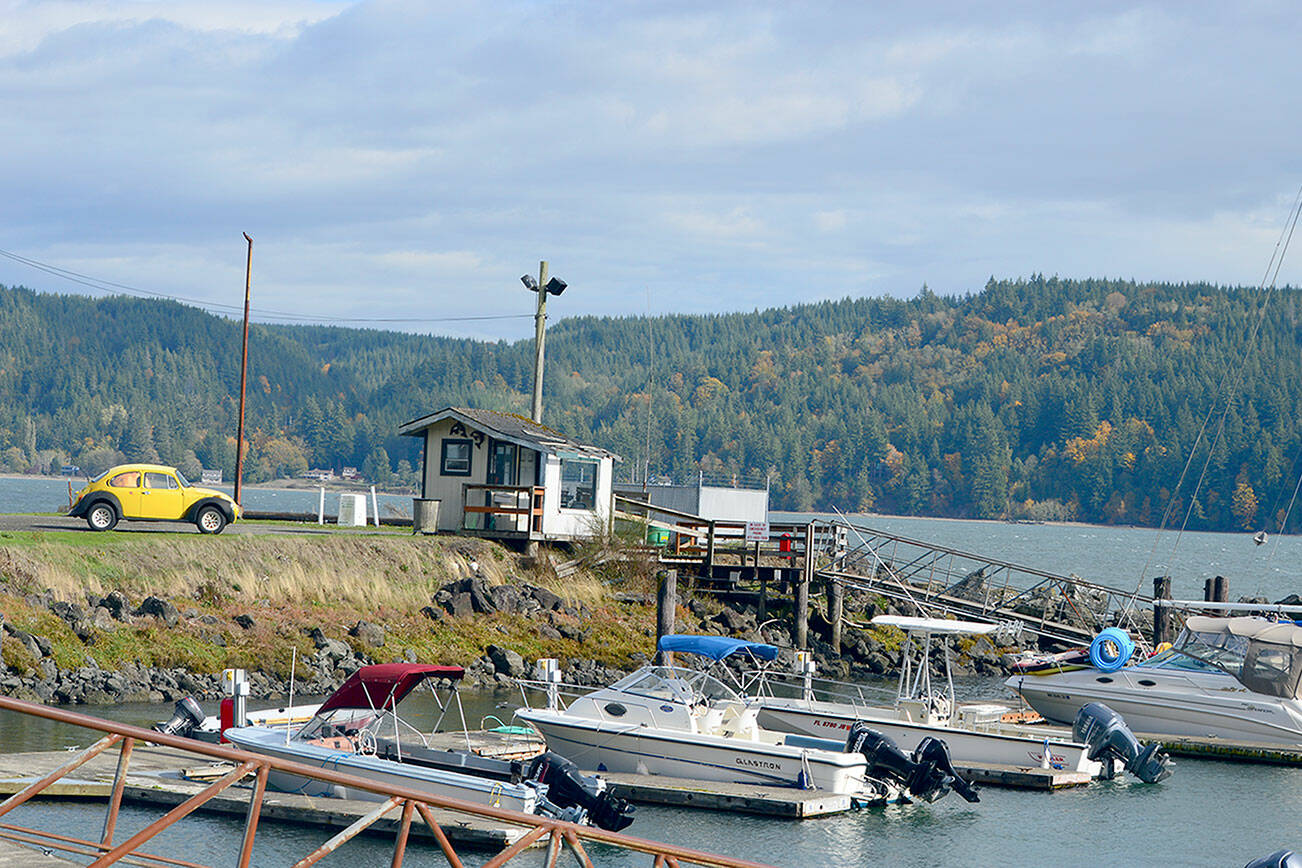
[223, 662, 634, 831]
[751, 616, 1170, 784]
[514, 635, 979, 806]
[1006, 616, 1302, 745]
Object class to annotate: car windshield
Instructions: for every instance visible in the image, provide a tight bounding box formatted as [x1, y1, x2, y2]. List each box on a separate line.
[175, 470, 190, 487]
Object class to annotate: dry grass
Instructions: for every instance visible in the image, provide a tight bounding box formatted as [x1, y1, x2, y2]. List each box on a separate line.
[0, 528, 659, 675]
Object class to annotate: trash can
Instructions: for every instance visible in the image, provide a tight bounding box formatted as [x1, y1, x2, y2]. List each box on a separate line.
[412, 498, 441, 534]
[647, 526, 671, 546]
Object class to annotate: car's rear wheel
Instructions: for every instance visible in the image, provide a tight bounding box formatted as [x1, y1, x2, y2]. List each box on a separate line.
[86, 503, 118, 532]
[195, 505, 227, 535]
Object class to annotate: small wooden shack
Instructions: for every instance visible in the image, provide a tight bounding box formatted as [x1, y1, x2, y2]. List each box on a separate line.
[398, 407, 619, 542]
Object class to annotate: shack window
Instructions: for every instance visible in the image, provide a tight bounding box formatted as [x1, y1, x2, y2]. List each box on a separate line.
[441, 438, 473, 476]
[560, 459, 597, 510]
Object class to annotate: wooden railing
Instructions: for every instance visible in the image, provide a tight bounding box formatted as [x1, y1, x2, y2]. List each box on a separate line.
[462, 484, 545, 535]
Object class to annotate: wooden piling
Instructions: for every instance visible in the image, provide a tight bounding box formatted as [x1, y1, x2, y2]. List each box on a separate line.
[1153, 576, 1172, 647]
[797, 524, 814, 650]
[656, 569, 677, 661]
[828, 576, 843, 654]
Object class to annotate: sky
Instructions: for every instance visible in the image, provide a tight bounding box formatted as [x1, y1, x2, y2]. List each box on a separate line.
[2, 0, 1301, 341]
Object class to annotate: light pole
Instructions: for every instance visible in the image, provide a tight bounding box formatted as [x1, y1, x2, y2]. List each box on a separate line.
[521, 261, 567, 423]
[234, 232, 252, 507]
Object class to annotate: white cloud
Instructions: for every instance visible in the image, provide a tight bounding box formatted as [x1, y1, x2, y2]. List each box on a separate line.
[1, 1, 1300, 340]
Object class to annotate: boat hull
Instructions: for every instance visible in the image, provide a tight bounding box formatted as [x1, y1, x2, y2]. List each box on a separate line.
[753, 699, 1100, 774]
[1005, 669, 1302, 744]
[515, 707, 888, 800]
[224, 726, 540, 813]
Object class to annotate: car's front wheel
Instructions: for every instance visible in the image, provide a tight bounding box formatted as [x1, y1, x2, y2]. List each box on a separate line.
[86, 503, 118, 532]
[195, 505, 227, 535]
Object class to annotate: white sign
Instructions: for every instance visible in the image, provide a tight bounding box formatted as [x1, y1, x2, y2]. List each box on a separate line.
[201, 469, 222, 484]
[745, 521, 769, 542]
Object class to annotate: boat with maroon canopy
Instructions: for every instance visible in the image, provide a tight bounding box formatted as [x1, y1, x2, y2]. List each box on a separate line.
[225, 662, 634, 830]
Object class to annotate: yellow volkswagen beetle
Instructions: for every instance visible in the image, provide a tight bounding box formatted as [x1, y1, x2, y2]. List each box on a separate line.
[68, 464, 241, 534]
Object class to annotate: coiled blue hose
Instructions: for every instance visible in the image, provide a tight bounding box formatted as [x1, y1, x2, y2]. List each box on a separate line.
[1089, 627, 1135, 672]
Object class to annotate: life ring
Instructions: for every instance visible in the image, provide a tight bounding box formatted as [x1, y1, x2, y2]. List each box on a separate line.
[1089, 627, 1135, 672]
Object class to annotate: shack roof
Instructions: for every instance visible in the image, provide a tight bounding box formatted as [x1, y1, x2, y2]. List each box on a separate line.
[398, 406, 619, 460]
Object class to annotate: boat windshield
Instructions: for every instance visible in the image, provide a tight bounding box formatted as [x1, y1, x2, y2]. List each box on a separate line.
[1156, 624, 1302, 699]
[297, 707, 388, 741]
[1165, 627, 1251, 675]
[607, 666, 742, 705]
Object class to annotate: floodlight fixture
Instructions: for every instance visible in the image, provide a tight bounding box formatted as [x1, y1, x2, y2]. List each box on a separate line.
[544, 277, 567, 296]
[521, 274, 539, 291]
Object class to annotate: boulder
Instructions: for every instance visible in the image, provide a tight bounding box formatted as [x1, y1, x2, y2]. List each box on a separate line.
[233, 614, 256, 630]
[134, 596, 179, 628]
[100, 590, 130, 620]
[486, 645, 528, 678]
[349, 620, 386, 648]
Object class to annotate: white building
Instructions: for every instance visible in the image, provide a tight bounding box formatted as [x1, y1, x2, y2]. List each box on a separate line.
[398, 407, 619, 543]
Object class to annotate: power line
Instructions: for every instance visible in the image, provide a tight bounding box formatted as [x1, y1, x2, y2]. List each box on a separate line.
[0, 247, 534, 326]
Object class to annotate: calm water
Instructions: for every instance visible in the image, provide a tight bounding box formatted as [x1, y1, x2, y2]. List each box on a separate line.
[0, 475, 416, 519]
[2, 689, 1297, 867]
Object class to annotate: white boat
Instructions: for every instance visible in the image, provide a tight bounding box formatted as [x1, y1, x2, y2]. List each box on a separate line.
[1006, 616, 1302, 745]
[750, 616, 1170, 783]
[515, 636, 978, 806]
[224, 662, 635, 830]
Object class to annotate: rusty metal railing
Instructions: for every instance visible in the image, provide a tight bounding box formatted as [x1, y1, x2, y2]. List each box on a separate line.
[0, 695, 773, 868]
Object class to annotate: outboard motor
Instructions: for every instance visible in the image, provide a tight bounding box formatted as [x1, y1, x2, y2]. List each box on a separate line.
[1244, 850, 1302, 868]
[152, 697, 205, 738]
[1072, 702, 1172, 784]
[527, 751, 635, 832]
[846, 721, 980, 803]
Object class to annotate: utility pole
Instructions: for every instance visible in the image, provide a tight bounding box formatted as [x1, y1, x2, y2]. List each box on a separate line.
[531, 260, 548, 423]
[234, 232, 252, 507]
[521, 261, 567, 424]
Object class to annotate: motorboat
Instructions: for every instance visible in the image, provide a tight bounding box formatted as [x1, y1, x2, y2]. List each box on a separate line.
[1006, 616, 1302, 745]
[223, 662, 635, 831]
[154, 696, 322, 744]
[750, 616, 1170, 784]
[514, 635, 980, 806]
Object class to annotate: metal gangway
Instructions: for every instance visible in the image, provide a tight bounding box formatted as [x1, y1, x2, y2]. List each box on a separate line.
[817, 519, 1152, 646]
[0, 695, 771, 868]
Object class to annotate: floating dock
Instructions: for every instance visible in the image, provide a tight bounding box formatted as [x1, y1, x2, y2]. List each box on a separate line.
[1138, 732, 1302, 766]
[0, 745, 533, 851]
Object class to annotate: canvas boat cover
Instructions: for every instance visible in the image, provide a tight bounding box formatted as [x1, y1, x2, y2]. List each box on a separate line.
[657, 634, 779, 662]
[1181, 617, 1302, 699]
[318, 663, 465, 713]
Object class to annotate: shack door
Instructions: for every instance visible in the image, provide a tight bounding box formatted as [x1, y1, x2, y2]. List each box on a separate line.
[486, 440, 517, 530]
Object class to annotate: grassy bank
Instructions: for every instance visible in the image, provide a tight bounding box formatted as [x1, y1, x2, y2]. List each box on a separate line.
[0, 528, 658, 680]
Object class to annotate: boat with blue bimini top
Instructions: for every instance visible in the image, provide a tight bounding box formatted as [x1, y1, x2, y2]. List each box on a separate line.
[1007, 615, 1302, 745]
[224, 662, 635, 831]
[749, 615, 1171, 784]
[514, 635, 980, 807]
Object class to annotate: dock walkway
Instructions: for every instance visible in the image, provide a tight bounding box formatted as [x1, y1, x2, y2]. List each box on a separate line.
[0, 745, 529, 851]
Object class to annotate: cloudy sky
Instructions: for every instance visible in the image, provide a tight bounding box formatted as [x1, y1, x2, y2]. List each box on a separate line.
[2, 1, 1299, 341]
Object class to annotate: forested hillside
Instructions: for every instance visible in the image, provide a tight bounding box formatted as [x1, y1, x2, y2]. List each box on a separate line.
[1, 278, 1299, 532]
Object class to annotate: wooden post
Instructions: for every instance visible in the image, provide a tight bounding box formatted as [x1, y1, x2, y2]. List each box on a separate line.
[759, 572, 768, 623]
[656, 569, 677, 662]
[1213, 575, 1229, 603]
[1203, 578, 1215, 603]
[828, 576, 843, 655]
[797, 523, 814, 650]
[1153, 576, 1172, 647]
[706, 521, 717, 568]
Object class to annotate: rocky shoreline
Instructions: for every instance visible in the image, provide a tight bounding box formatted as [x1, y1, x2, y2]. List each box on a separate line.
[1, 572, 1030, 708]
